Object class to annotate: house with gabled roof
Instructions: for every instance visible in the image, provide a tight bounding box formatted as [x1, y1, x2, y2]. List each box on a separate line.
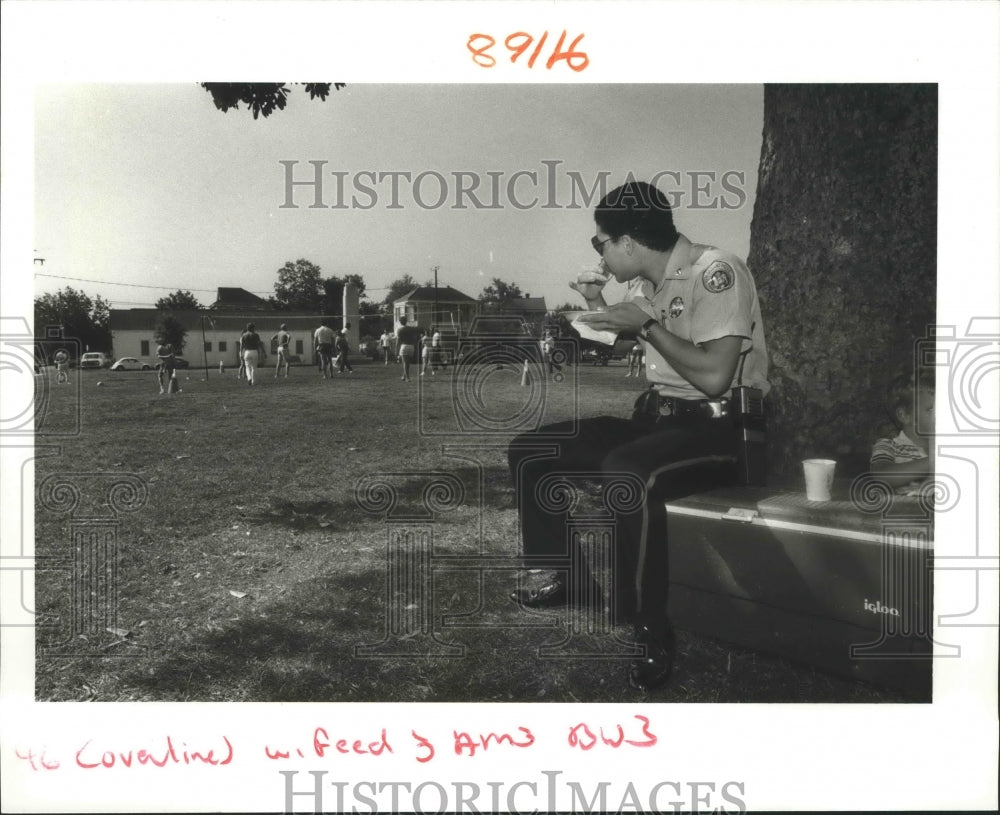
[209, 287, 270, 311]
[392, 285, 479, 333]
[492, 293, 549, 334]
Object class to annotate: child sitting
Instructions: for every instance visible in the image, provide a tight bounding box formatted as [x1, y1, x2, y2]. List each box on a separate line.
[870, 369, 935, 490]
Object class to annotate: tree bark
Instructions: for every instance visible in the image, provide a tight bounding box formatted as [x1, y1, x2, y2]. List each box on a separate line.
[748, 84, 937, 476]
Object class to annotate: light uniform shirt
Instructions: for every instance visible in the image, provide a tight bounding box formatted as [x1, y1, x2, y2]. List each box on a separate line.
[626, 234, 769, 400]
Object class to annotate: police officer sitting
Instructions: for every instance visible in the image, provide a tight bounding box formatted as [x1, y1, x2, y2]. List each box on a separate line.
[507, 180, 769, 691]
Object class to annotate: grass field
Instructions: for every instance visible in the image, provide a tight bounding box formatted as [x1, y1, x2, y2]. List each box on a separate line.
[33, 357, 904, 703]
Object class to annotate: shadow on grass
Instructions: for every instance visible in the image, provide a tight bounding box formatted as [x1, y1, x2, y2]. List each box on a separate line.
[249, 465, 519, 533]
[114, 558, 905, 704]
[119, 563, 639, 703]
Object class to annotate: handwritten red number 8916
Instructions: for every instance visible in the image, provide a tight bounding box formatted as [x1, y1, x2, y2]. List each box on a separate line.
[467, 31, 589, 71]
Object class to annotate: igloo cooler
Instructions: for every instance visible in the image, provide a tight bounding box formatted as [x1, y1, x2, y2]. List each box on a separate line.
[664, 480, 934, 698]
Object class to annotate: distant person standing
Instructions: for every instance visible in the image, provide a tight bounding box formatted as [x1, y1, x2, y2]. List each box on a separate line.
[54, 349, 70, 385]
[379, 329, 394, 365]
[314, 321, 336, 379]
[542, 330, 562, 376]
[395, 317, 421, 382]
[272, 323, 292, 378]
[336, 326, 354, 374]
[431, 325, 444, 372]
[239, 322, 263, 386]
[419, 329, 434, 376]
[378, 329, 392, 365]
[156, 342, 177, 394]
[625, 342, 644, 377]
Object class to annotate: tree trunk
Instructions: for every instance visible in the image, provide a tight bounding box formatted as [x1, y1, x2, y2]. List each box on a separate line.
[748, 84, 937, 477]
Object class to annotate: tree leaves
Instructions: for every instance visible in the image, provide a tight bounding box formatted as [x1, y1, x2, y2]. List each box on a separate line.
[155, 290, 202, 311]
[154, 314, 188, 354]
[200, 83, 346, 119]
[34, 287, 112, 352]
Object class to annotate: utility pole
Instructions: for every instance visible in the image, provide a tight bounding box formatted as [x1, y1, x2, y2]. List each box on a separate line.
[431, 265, 440, 325]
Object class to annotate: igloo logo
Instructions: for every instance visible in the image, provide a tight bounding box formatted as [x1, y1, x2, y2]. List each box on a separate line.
[864, 598, 900, 617]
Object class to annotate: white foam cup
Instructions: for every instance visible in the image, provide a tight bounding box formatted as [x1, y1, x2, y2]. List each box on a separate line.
[802, 458, 836, 501]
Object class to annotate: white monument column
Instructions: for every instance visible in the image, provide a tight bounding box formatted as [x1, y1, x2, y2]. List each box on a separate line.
[343, 282, 360, 348]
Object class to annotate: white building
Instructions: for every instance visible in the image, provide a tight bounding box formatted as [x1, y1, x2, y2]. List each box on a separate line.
[392, 285, 479, 333]
[109, 289, 331, 368]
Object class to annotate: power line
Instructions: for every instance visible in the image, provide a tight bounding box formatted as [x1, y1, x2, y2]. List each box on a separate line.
[34, 272, 235, 294]
[35, 271, 390, 295]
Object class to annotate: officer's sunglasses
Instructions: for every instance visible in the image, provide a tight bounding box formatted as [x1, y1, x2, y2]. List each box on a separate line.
[591, 235, 614, 255]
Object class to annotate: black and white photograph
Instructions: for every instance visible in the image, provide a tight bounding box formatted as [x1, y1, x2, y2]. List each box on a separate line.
[2, 2, 997, 813]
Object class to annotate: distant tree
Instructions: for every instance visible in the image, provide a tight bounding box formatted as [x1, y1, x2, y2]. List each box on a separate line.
[273, 259, 324, 311]
[154, 314, 187, 355]
[200, 83, 346, 119]
[321, 273, 368, 316]
[322, 277, 344, 317]
[547, 303, 581, 336]
[155, 290, 202, 311]
[34, 287, 112, 353]
[382, 274, 420, 308]
[359, 300, 388, 337]
[479, 277, 523, 308]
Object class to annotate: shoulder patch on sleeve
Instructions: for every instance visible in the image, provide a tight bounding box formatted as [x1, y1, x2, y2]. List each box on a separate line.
[702, 260, 735, 293]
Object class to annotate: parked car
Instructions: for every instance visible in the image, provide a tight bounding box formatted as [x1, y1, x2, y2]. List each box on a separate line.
[78, 352, 111, 369]
[110, 357, 153, 371]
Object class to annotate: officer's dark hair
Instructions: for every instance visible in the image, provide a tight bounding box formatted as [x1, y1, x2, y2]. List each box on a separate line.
[595, 180, 679, 253]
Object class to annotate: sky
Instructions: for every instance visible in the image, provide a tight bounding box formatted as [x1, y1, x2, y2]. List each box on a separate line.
[33, 83, 763, 313]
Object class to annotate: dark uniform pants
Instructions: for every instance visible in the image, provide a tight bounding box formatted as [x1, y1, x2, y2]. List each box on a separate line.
[508, 414, 738, 626]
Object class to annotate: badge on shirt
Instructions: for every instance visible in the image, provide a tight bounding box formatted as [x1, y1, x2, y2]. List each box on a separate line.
[702, 260, 735, 293]
[668, 296, 685, 318]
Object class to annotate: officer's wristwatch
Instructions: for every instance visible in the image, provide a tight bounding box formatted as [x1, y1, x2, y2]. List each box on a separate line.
[639, 318, 658, 341]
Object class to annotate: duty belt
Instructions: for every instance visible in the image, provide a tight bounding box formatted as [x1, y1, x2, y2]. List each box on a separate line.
[657, 395, 731, 419]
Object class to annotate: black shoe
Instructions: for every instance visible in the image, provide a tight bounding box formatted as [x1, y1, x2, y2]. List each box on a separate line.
[628, 623, 676, 691]
[510, 576, 601, 609]
[510, 579, 570, 608]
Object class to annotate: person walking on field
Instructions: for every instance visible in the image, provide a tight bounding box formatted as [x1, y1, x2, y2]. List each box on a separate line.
[272, 324, 292, 378]
[313, 321, 336, 379]
[419, 329, 434, 376]
[542, 330, 562, 377]
[379, 329, 394, 365]
[239, 322, 264, 386]
[336, 326, 354, 374]
[156, 342, 178, 394]
[54, 349, 70, 385]
[395, 317, 421, 382]
[625, 341, 644, 377]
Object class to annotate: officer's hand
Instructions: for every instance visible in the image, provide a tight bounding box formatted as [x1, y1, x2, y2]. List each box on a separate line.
[569, 263, 611, 303]
[576, 302, 649, 333]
